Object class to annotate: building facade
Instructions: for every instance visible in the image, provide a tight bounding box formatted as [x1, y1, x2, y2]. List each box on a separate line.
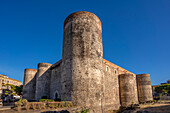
[0, 74, 22, 96]
[23, 11, 153, 112]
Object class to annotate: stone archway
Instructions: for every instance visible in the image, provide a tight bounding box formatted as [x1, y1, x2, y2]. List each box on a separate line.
[55, 93, 58, 99]
[53, 90, 60, 101]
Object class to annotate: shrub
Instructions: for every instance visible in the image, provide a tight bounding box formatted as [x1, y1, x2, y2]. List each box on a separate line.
[15, 99, 28, 111]
[39, 99, 55, 102]
[15, 102, 22, 112]
[153, 96, 160, 100]
[31, 103, 37, 110]
[81, 108, 89, 113]
[153, 100, 157, 103]
[146, 100, 154, 103]
[48, 103, 52, 108]
[28, 102, 46, 110]
[17, 99, 28, 106]
[64, 101, 73, 107]
[37, 104, 42, 110]
[41, 96, 47, 99]
[47, 101, 72, 108]
[55, 98, 61, 101]
[55, 103, 59, 108]
[51, 104, 55, 109]
[41, 103, 46, 109]
[25, 103, 30, 111]
[59, 103, 64, 108]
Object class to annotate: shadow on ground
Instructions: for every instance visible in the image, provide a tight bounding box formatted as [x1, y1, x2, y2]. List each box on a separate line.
[41, 110, 70, 113]
[135, 104, 170, 113]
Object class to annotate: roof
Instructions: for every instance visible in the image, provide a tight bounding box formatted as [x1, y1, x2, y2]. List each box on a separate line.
[51, 59, 135, 75]
[51, 59, 62, 69]
[0, 74, 7, 77]
[0, 74, 22, 83]
[103, 59, 135, 75]
[152, 85, 161, 88]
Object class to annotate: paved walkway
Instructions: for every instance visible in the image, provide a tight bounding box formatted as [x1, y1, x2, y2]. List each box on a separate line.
[0, 106, 12, 111]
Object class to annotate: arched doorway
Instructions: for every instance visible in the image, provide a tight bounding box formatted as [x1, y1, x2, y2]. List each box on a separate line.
[55, 93, 58, 100]
[54, 91, 61, 101]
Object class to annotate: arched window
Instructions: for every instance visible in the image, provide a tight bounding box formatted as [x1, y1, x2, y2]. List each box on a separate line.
[106, 66, 109, 72]
[114, 69, 117, 74]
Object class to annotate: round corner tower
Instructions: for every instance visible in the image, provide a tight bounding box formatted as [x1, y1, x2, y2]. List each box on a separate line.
[119, 74, 138, 107]
[61, 11, 104, 112]
[35, 63, 52, 100]
[136, 74, 153, 103]
[23, 68, 37, 100]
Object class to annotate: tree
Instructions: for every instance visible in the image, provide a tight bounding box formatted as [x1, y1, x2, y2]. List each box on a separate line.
[155, 84, 170, 96]
[15, 85, 23, 95]
[2, 84, 23, 96]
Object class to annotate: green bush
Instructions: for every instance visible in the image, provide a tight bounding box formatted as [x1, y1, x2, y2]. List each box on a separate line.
[37, 104, 42, 110]
[64, 101, 73, 107]
[41, 96, 48, 99]
[55, 98, 61, 101]
[155, 84, 170, 95]
[81, 108, 89, 113]
[15, 99, 28, 111]
[48, 101, 73, 108]
[17, 99, 28, 106]
[15, 101, 73, 111]
[32, 103, 37, 110]
[29, 102, 46, 110]
[39, 99, 55, 102]
[15, 102, 22, 112]
[25, 103, 30, 111]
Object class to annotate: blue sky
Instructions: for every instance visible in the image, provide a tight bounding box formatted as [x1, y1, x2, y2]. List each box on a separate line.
[0, 0, 169, 85]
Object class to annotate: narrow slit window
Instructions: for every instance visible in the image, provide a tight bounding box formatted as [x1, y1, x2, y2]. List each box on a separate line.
[106, 66, 109, 72]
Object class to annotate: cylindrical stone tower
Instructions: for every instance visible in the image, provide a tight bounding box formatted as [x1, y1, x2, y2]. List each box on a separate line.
[61, 11, 104, 112]
[23, 69, 37, 100]
[119, 74, 138, 107]
[136, 74, 153, 103]
[35, 63, 52, 100]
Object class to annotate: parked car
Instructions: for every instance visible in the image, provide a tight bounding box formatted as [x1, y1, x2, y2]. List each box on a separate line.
[0, 99, 2, 106]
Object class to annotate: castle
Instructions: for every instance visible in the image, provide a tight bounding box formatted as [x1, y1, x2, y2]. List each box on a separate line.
[23, 11, 153, 112]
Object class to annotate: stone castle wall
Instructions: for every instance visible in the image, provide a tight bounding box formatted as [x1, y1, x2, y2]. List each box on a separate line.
[103, 59, 137, 110]
[61, 11, 104, 113]
[35, 63, 52, 100]
[119, 74, 139, 107]
[23, 69, 37, 100]
[136, 74, 153, 103]
[23, 11, 153, 113]
[50, 60, 62, 99]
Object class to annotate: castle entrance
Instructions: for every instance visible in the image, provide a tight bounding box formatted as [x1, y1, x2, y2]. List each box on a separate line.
[55, 93, 58, 100]
[54, 91, 61, 101]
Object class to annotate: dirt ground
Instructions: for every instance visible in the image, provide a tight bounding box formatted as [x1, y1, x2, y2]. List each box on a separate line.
[107, 103, 170, 113]
[134, 103, 170, 113]
[1, 103, 170, 113]
[0, 107, 81, 113]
